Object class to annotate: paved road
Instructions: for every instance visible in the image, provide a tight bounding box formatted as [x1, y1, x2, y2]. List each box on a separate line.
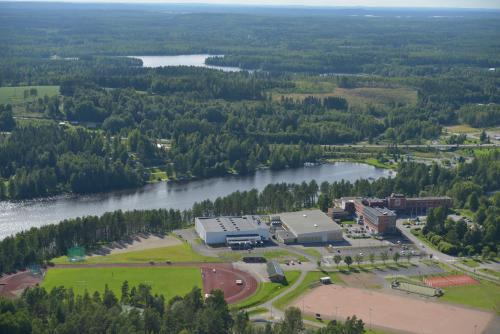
[323, 143, 499, 149]
[248, 270, 322, 328]
[396, 220, 456, 263]
[396, 221, 500, 281]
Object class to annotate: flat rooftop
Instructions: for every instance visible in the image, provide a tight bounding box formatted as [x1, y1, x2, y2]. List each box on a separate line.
[363, 206, 396, 218]
[278, 210, 341, 235]
[196, 216, 264, 233]
[406, 196, 451, 201]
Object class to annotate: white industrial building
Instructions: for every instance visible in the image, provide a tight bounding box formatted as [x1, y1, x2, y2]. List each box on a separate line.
[195, 215, 270, 246]
[275, 209, 343, 244]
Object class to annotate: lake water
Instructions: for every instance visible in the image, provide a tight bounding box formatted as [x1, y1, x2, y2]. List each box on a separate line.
[129, 54, 243, 72]
[0, 163, 391, 239]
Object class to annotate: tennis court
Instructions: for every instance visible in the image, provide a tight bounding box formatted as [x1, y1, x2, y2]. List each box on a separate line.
[424, 274, 478, 288]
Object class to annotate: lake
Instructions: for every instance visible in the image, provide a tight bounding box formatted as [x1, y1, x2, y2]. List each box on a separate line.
[129, 54, 243, 72]
[0, 162, 392, 239]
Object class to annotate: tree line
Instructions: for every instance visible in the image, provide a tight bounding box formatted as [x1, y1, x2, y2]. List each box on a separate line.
[0, 284, 365, 334]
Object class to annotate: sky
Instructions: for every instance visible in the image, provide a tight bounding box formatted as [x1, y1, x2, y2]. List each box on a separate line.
[5, 0, 500, 10]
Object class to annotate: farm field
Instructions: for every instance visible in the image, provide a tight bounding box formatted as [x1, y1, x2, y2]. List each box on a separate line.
[0, 85, 59, 105]
[42, 266, 202, 300]
[274, 85, 417, 108]
[445, 124, 480, 134]
[53, 243, 219, 264]
[236, 270, 301, 309]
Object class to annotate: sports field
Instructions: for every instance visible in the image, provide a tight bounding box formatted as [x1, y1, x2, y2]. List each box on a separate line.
[296, 285, 494, 334]
[0, 85, 59, 105]
[42, 267, 202, 300]
[424, 274, 478, 288]
[53, 242, 218, 264]
[440, 279, 500, 312]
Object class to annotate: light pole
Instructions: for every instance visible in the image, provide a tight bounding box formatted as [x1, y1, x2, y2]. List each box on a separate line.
[369, 307, 372, 330]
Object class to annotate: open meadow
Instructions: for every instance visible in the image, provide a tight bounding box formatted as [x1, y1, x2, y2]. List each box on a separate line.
[0, 86, 59, 105]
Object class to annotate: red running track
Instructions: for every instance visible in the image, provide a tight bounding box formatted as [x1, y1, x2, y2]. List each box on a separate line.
[201, 263, 258, 304]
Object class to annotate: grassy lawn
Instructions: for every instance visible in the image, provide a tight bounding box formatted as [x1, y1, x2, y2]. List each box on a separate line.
[42, 266, 201, 300]
[53, 243, 219, 264]
[302, 248, 322, 259]
[460, 258, 482, 268]
[147, 167, 169, 182]
[363, 158, 396, 169]
[236, 271, 301, 309]
[261, 250, 308, 263]
[0, 85, 59, 105]
[340, 220, 357, 225]
[440, 279, 500, 313]
[246, 307, 268, 316]
[479, 268, 500, 278]
[273, 271, 342, 310]
[455, 208, 474, 220]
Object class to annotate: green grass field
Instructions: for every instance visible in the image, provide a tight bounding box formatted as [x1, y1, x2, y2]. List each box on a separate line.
[302, 248, 322, 259]
[236, 271, 301, 309]
[440, 279, 500, 313]
[52, 243, 219, 264]
[42, 267, 202, 300]
[261, 250, 308, 263]
[460, 258, 481, 268]
[479, 268, 500, 278]
[273, 271, 342, 310]
[0, 85, 59, 105]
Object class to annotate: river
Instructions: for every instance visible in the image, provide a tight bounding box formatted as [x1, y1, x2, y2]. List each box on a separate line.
[128, 54, 243, 72]
[0, 163, 392, 239]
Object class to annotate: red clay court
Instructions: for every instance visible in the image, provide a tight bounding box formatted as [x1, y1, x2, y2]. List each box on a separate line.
[200, 263, 258, 304]
[424, 274, 478, 288]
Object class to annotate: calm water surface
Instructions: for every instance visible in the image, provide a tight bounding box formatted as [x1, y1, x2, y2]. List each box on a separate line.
[0, 163, 392, 239]
[129, 54, 243, 72]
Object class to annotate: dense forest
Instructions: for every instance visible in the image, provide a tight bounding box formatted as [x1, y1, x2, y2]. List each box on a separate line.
[0, 3, 499, 198]
[0, 285, 365, 334]
[0, 152, 497, 275]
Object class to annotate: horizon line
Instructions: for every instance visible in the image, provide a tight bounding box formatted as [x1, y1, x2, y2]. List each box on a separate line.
[2, 1, 500, 11]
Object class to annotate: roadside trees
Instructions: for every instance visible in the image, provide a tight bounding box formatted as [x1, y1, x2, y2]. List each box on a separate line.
[369, 253, 375, 266]
[380, 251, 389, 265]
[393, 252, 401, 264]
[333, 255, 342, 268]
[355, 254, 363, 267]
[344, 255, 353, 269]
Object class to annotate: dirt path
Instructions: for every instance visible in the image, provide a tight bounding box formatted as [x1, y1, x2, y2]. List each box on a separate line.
[87, 234, 181, 258]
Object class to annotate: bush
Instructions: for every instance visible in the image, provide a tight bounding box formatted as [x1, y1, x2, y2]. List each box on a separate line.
[437, 241, 458, 255]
